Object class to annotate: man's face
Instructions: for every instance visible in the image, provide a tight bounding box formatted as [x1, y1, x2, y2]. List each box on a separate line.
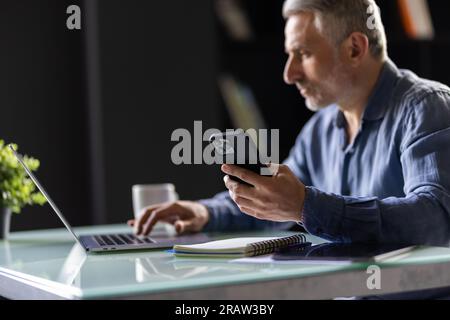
[284, 12, 349, 111]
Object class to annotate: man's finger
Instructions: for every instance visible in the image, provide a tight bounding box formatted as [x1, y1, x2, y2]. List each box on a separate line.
[221, 164, 262, 185]
[165, 215, 181, 224]
[134, 203, 174, 235]
[140, 204, 182, 236]
[127, 219, 135, 226]
[134, 207, 157, 235]
[266, 163, 282, 176]
[223, 175, 257, 199]
[174, 219, 195, 234]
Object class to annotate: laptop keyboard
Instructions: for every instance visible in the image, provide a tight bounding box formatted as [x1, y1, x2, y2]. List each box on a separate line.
[94, 234, 155, 247]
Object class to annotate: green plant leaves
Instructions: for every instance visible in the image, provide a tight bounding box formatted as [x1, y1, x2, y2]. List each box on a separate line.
[0, 140, 47, 213]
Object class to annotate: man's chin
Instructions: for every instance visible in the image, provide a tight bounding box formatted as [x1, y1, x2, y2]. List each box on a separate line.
[305, 98, 329, 112]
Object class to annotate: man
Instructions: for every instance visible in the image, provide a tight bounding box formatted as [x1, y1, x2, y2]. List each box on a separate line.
[130, 0, 450, 245]
[132, 0, 450, 241]
[130, 0, 450, 296]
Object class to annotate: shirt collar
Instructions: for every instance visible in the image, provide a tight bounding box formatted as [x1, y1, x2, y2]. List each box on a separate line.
[334, 59, 400, 128]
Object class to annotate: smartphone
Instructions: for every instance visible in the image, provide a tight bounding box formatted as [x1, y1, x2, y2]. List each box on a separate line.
[272, 243, 416, 264]
[209, 131, 268, 186]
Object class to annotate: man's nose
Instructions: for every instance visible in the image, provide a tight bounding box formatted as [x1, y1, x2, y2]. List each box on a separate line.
[284, 57, 304, 85]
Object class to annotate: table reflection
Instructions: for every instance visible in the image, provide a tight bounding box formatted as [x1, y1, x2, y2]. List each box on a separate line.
[54, 243, 283, 287]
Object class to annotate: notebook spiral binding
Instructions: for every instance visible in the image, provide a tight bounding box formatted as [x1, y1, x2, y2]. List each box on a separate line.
[248, 234, 307, 256]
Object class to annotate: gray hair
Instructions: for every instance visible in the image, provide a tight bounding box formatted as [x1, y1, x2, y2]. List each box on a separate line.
[282, 0, 387, 60]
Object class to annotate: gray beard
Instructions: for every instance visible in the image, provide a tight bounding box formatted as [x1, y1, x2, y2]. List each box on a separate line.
[305, 98, 328, 112]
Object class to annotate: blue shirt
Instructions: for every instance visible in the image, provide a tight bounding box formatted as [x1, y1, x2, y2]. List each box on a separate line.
[200, 59, 450, 246]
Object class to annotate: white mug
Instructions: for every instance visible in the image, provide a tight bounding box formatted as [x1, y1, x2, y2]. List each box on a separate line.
[132, 183, 179, 220]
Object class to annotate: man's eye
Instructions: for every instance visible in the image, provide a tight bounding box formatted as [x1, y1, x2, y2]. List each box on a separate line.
[297, 51, 309, 58]
[291, 51, 307, 60]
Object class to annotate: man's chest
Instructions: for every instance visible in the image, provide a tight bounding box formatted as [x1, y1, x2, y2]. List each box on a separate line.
[311, 125, 405, 198]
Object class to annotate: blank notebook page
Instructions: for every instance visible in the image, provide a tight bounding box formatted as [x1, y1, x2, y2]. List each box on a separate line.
[174, 237, 281, 253]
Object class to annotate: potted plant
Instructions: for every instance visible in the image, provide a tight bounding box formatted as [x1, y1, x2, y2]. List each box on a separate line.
[0, 140, 47, 240]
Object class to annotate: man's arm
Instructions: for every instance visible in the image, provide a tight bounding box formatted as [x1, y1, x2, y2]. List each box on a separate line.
[302, 185, 450, 245]
[223, 93, 450, 246]
[302, 92, 450, 245]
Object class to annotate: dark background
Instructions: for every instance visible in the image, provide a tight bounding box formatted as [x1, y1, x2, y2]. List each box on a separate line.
[1, 0, 449, 232]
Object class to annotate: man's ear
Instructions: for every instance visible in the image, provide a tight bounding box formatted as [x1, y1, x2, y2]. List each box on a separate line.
[344, 32, 369, 66]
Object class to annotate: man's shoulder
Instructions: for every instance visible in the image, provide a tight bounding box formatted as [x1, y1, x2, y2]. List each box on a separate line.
[393, 69, 450, 142]
[395, 69, 450, 106]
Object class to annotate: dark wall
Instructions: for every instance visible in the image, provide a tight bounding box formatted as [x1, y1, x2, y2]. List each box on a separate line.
[96, 0, 223, 223]
[1, 0, 223, 231]
[380, 0, 450, 85]
[215, 0, 314, 161]
[0, 0, 90, 231]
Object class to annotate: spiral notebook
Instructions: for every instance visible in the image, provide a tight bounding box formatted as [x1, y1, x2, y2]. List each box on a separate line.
[173, 234, 307, 258]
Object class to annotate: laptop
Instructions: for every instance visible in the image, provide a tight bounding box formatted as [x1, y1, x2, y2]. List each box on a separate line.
[9, 145, 212, 253]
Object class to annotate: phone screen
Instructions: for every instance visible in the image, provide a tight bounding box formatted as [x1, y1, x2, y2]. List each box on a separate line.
[209, 131, 267, 185]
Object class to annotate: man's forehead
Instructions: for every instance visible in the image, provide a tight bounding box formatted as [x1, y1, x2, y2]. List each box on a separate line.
[284, 12, 318, 50]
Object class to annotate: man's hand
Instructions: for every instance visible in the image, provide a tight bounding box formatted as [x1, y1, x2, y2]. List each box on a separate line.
[222, 164, 305, 223]
[128, 201, 209, 236]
